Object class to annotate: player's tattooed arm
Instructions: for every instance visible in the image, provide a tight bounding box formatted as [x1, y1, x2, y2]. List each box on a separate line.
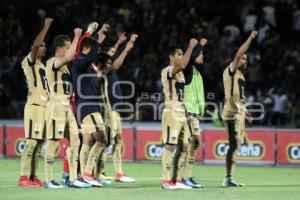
[55, 28, 82, 68]
[172, 38, 198, 75]
[232, 30, 257, 71]
[31, 18, 53, 60]
[113, 32, 127, 50]
[195, 38, 208, 64]
[97, 23, 110, 44]
[112, 34, 138, 71]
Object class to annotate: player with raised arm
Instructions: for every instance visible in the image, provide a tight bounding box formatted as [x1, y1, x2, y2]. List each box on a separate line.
[71, 23, 110, 187]
[161, 38, 199, 190]
[222, 31, 257, 187]
[61, 21, 100, 185]
[44, 27, 90, 189]
[93, 33, 138, 183]
[18, 18, 53, 187]
[181, 38, 208, 188]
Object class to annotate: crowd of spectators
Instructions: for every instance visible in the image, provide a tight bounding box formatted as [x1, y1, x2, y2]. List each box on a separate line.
[0, 0, 300, 127]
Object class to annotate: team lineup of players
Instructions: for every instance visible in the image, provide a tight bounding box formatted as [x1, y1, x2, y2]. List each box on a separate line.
[18, 17, 257, 189]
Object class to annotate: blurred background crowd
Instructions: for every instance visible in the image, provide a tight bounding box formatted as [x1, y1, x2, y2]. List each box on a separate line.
[0, 0, 300, 127]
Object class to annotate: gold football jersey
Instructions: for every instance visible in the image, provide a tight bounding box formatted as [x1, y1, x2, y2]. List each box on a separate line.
[46, 57, 72, 107]
[161, 66, 185, 110]
[222, 64, 246, 118]
[21, 53, 48, 106]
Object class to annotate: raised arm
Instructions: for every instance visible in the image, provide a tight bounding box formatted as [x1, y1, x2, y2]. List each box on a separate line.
[172, 38, 198, 75]
[30, 18, 53, 60]
[231, 31, 257, 71]
[113, 32, 127, 50]
[112, 34, 138, 71]
[97, 23, 110, 44]
[195, 38, 208, 64]
[55, 28, 82, 68]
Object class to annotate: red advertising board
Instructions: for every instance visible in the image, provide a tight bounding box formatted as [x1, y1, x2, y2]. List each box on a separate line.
[277, 131, 300, 165]
[5, 126, 66, 158]
[0, 126, 3, 157]
[6, 126, 25, 157]
[4, 126, 134, 160]
[203, 129, 275, 164]
[136, 129, 203, 161]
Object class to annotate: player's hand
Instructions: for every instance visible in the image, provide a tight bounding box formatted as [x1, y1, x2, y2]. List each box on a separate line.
[200, 38, 208, 46]
[44, 18, 53, 27]
[74, 28, 83, 37]
[99, 23, 110, 34]
[87, 22, 99, 34]
[250, 31, 257, 39]
[117, 32, 127, 44]
[130, 34, 138, 43]
[189, 38, 198, 48]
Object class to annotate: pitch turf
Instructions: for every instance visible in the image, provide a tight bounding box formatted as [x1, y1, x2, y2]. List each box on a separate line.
[0, 159, 299, 200]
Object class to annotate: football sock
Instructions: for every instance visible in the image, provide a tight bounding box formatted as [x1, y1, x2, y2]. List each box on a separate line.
[30, 140, 43, 178]
[172, 147, 187, 183]
[112, 143, 123, 173]
[45, 140, 59, 182]
[226, 135, 239, 176]
[162, 147, 173, 180]
[20, 139, 37, 177]
[85, 142, 105, 175]
[183, 142, 197, 179]
[69, 138, 80, 181]
[79, 144, 91, 176]
[94, 151, 106, 178]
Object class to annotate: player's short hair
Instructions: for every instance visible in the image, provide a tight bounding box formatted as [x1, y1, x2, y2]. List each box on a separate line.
[52, 35, 71, 51]
[80, 37, 95, 52]
[96, 51, 111, 65]
[168, 44, 182, 56]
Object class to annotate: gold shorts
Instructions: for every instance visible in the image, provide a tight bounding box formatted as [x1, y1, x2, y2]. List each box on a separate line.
[81, 112, 105, 135]
[105, 111, 122, 145]
[161, 109, 190, 145]
[24, 104, 46, 140]
[45, 104, 79, 140]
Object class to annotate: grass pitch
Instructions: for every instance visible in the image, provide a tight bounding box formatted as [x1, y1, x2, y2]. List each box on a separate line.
[0, 159, 299, 200]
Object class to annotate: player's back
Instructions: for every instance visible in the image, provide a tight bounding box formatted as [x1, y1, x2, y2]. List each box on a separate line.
[21, 53, 48, 106]
[222, 64, 246, 119]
